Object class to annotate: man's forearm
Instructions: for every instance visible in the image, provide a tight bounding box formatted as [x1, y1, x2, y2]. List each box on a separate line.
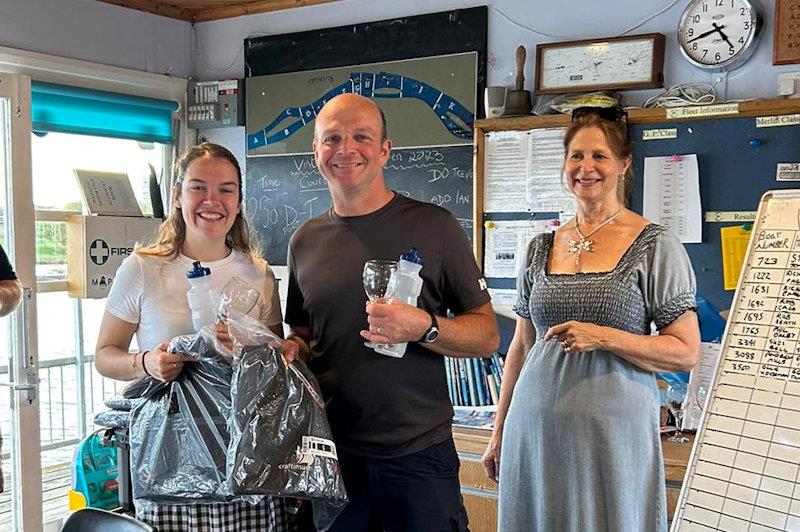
[0, 279, 22, 317]
[424, 303, 499, 358]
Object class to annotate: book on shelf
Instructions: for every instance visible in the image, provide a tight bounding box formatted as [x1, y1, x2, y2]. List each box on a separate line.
[444, 353, 505, 410]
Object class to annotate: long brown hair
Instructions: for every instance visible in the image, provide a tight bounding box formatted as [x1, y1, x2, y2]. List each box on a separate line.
[136, 142, 261, 260]
[563, 111, 633, 205]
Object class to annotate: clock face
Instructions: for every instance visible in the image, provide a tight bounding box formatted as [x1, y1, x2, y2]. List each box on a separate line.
[678, 0, 761, 70]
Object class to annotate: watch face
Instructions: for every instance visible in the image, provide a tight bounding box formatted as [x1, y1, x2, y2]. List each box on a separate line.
[678, 0, 760, 69]
[425, 328, 439, 343]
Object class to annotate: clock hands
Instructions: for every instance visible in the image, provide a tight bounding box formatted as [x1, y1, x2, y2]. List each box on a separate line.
[686, 23, 726, 44]
[717, 26, 736, 51]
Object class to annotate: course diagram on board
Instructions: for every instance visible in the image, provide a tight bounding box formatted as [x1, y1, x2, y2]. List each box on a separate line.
[245, 52, 477, 155]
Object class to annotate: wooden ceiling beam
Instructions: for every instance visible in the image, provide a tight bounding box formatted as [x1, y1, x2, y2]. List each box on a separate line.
[192, 0, 341, 22]
[97, 0, 341, 22]
[97, 0, 196, 21]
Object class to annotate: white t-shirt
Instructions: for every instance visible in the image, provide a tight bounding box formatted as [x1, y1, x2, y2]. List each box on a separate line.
[106, 249, 282, 351]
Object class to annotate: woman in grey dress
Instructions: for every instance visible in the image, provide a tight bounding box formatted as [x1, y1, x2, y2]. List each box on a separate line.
[482, 107, 701, 531]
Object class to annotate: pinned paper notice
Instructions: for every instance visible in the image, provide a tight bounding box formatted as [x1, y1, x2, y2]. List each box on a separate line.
[720, 225, 753, 290]
[642, 154, 702, 243]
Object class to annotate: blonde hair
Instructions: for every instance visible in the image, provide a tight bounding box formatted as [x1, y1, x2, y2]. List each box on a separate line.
[136, 143, 261, 260]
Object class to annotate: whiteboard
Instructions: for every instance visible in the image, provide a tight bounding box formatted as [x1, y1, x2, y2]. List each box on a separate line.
[672, 190, 800, 531]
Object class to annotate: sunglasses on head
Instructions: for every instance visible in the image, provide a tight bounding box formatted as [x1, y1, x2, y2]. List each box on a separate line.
[570, 106, 628, 123]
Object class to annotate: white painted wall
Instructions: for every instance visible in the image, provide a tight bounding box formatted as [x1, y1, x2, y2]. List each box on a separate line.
[193, 0, 795, 104]
[194, 0, 799, 170]
[0, 0, 192, 79]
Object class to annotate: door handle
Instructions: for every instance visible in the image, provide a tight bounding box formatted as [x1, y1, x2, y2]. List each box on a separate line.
[15, 287, 37, 403]
[0, 381, 37, 391]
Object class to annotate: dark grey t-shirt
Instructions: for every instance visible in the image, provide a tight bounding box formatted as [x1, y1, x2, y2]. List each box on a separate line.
[286, 193, 489, 458]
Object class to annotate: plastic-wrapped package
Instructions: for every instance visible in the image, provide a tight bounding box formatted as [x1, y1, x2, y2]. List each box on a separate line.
[128, 331, 262, 509]
[226, 312, 348, 528]
[104, 396, 134, 411]
[94, 409, 130, 429]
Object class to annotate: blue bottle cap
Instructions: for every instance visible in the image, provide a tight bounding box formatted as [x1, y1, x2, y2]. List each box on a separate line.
[400, 248, 424, 266]
[186, 261, 211, 278]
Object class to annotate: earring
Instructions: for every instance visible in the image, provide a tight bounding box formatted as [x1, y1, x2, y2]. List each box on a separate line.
[619, 174, 625, 181]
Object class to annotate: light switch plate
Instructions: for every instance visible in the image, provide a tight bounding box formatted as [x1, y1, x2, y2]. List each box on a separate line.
[777, 72, 800, 98]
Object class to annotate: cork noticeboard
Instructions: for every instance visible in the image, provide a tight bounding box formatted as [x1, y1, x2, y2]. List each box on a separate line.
[774, 0, 800, 65]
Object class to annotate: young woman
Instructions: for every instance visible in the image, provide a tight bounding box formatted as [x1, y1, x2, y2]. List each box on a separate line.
[483, 108, 700, 531]
[95, 142, 293, 531]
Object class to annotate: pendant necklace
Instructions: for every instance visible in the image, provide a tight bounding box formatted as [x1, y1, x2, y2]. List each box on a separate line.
[567, 207, 624, 266]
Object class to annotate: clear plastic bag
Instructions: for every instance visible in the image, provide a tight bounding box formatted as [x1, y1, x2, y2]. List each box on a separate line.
[128, 331, 262, 511]
[225, 311, 348, 530]
[127, 280, 347, 525]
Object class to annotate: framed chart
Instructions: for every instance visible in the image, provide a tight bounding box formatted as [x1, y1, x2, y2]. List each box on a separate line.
[672, 189, 800, 531]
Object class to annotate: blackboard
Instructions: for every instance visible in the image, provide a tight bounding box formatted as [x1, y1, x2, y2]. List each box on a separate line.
[629, 115, 800, 311]
[245, 145, 474, 265]
[244, 7, 487, 118]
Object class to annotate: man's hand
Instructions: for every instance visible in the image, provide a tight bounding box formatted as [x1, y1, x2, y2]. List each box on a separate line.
[360, 301, 430, 345]
[281, 339, 301, 363]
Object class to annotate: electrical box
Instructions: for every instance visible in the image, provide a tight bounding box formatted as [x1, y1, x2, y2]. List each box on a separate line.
[187, 79, 244, 129]
[67, 215, 160, 299]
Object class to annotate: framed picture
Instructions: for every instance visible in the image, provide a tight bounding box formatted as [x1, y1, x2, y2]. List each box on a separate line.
[774, 0, 800, 65]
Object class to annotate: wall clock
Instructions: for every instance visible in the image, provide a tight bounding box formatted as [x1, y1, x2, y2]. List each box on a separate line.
[534, 33, 665, 94]
[677, 0, 764, 71]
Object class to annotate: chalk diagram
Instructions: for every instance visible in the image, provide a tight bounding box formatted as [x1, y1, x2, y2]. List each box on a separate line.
[247, 71, 474, 150]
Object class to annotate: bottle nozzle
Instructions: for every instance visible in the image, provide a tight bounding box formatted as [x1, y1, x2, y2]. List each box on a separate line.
[187, 261, 211, 278]
[400, 247, 424, 266]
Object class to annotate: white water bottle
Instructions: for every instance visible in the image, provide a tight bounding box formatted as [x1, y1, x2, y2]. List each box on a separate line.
[186, 261, 216, 332]
[375, 248, 424, 358]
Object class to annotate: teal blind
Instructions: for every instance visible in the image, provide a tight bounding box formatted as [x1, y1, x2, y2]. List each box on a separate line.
[31, 81, 179, 144]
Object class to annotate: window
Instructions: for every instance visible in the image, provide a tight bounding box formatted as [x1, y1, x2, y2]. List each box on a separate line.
[32, 132, 165, 283]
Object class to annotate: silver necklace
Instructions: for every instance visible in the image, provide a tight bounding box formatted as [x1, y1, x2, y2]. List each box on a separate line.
[567, 207, 624, 266]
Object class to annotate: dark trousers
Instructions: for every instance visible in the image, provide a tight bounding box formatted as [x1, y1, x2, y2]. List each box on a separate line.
[313, 437, 469, 532]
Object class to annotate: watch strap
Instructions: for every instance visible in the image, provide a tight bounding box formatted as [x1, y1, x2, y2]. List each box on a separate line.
[418, 310, 439, 343]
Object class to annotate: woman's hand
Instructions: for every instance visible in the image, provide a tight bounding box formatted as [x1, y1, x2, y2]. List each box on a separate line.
[544, 320, 608, 353]
[214, 323, 234, 351]
[142, 341, 196, 382]
[481, 432, 502, 483]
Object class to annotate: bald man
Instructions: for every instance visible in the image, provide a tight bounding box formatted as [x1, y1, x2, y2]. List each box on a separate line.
[284, 94, 499, 531]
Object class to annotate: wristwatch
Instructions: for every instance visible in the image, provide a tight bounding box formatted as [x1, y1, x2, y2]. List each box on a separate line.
[419, 310, 440, 343]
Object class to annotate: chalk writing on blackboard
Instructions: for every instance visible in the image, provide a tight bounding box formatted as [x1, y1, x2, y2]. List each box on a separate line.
[245, 145, 473, 265]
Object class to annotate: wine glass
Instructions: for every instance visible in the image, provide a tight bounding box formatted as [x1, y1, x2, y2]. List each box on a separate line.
[217, 276, 260, 320]
[666, 382, 690, 444]
[363, 260, 399, 349]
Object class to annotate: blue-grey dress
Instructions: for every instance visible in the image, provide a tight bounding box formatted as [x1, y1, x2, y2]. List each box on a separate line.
[498, 224, 696, 532]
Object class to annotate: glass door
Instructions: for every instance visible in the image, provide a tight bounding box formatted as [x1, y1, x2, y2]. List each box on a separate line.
[0, 72, 42, 532]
